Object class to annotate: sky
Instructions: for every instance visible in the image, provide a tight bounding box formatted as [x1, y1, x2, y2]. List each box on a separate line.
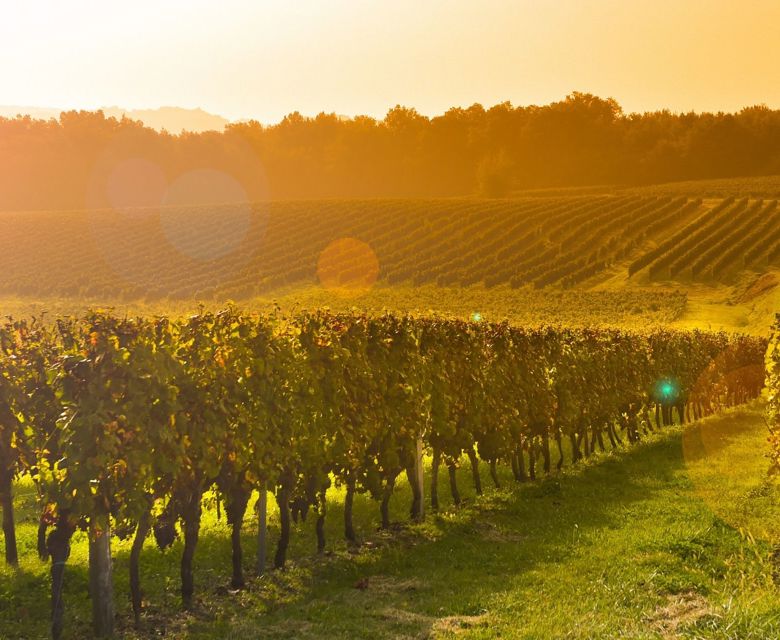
[1, 0, 779, 123]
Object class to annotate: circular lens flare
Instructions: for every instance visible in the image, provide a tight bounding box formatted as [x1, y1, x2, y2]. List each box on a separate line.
[106, 158, 167, 213]
[681, 354, 770, 540]
[160, 169, 251, 262]
[317, 237, 379, 296]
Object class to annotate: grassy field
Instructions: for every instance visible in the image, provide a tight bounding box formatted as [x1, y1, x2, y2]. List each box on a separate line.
[2, 402, 779, 639]
[0, 284, 689, 331]
[1, 275, 774, 336]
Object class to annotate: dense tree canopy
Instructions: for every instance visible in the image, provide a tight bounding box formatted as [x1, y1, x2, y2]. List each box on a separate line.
[1, 92, 780, 210]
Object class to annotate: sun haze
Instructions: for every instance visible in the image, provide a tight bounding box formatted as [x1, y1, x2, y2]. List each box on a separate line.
[1, 0, 778, 121]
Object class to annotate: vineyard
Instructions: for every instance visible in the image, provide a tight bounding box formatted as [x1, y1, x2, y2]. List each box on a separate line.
[2, 192, 780, 305]
[0, 307, 766, 638]
[629, 197, 780, 280]
[0, 194, 776, 303]
[624, 174, 780, 199]
[766, 314, 780, 473]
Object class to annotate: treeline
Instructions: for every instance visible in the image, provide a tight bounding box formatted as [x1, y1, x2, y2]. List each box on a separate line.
[2, 93, 780, 210]
[0, 308, 766, 638]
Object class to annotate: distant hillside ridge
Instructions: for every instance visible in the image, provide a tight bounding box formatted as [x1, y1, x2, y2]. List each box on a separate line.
[0, 105, 230, 133]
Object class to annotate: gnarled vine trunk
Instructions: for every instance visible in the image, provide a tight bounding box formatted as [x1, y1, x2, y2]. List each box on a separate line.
[430, 448, 441, 511]
[130, 508, 151, 628]
[88, 518, 114, 638]
[226, 484, 251, 589]
[47, 515, 75, 640]
[569, 432, 581, 463]
[406, 462, 423, 522]
[38, 519, 48, 561]
[256, 484, 268, 574]
[0, 469, 18, 567]
[274, 484, 291, 569]
[180, 490, 203, 609]
[556, 431, 565, 470]
[541, 432, 551, 473]
[489, 460, 500, 488]
[380, 475, 396, 529]
[448, 463, 461, 506]
[467, 448, 482, 495]
[517, 444, 527, 480]
[510, 451, 521, 481]
[344, 475, 357, 544]
[315, 488, 327, 554]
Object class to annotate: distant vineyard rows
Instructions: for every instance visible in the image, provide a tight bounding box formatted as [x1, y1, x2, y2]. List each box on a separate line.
[0, 195, 775, 301]
[630, 197, 780, 279]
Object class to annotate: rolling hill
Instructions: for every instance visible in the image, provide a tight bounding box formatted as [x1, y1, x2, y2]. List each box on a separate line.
[0, 105, 230, 133]
[0, 194, 777, 304]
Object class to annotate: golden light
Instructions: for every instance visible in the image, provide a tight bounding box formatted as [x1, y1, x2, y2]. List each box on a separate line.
[316, 237, 379, 295]
[106, 158, 167, 212]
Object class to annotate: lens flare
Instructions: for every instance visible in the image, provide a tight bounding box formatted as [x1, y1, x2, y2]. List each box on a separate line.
[681, 352, 770, 539]
[654, 379, 678, 402]
[160, 169, 251, 262]
[105, 158, 167, 214]
[317, 237, 379, 296]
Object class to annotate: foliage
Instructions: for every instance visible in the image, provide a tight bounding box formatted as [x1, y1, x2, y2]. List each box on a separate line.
[0, 196, 716, 301]
[2, 404, 779, 639]
[0, 307, 767, 637]
[766, 315, 780, 473]
[3, 95, 780, 211]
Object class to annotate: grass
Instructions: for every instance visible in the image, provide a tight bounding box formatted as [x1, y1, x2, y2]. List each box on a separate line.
[2, 402, 780, 638]
[0, 272, 774, 337]
[0, 284, 688, 329]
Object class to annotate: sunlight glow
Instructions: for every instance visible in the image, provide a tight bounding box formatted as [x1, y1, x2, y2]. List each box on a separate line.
[1, 1, 778, 122]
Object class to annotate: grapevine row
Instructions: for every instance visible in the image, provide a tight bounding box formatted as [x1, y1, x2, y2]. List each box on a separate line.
[628, 197, 735, 276]
[0, 309, 766, 637]
[0, 196, 713, 300]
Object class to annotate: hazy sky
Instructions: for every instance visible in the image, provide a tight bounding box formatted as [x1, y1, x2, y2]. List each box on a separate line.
[2, 0, 779, 122]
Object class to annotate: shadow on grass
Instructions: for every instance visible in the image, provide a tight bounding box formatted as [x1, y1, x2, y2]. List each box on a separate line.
[130, 426, 693, 638]
[2, 408, 752, 639]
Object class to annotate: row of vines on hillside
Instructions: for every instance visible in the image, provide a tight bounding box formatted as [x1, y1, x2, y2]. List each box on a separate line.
[631, 196, 780, 281]
[0, 195, 711, 300]
[0, 310, 767, 638]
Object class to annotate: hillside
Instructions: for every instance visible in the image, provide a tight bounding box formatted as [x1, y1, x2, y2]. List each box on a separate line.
[0, 105, 230, 133]
[513, 174, 780, 199]
[0, 195, 777, 305]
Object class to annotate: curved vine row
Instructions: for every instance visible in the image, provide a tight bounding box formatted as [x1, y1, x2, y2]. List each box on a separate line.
[0, 309, 767, 638]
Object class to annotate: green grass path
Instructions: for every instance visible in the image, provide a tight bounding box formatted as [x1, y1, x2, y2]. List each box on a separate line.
[2, 403, 780, 639]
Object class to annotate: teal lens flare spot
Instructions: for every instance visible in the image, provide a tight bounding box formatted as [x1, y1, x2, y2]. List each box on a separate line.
[656, 380, 677, 400]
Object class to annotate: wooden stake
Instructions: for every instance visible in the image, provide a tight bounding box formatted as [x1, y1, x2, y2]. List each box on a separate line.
[256, 481, 267, 575]
[414, 436, 425, 521]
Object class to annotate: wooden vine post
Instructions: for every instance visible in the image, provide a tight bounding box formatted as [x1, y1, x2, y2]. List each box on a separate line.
[414, 435, 425, 522]
[256, 481, 268, 575]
